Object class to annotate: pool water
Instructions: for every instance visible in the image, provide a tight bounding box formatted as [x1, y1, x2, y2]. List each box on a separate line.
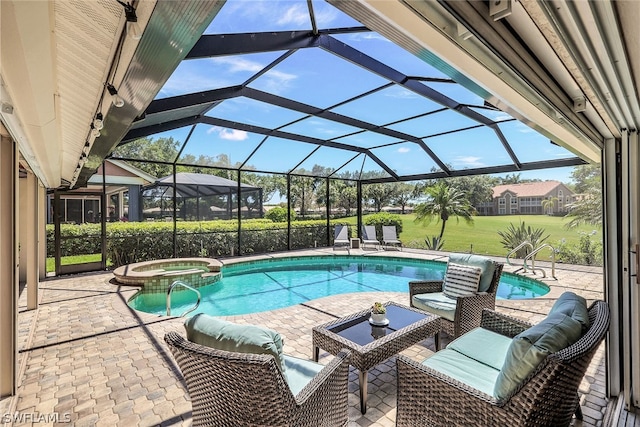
[128, 256, 550, 317]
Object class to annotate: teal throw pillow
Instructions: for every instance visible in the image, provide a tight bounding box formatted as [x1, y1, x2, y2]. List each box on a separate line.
[493, 312, 582, 400]
[184, 314, 287, 374]
[549, 291, 590, 332]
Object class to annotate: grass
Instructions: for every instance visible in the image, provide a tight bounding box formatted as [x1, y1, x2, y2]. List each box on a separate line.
[363, 214, 600, 257]
[46, 254, 104, 273]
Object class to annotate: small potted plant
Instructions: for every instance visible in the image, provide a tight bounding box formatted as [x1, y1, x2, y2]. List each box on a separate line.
[370, 302, 387, 325]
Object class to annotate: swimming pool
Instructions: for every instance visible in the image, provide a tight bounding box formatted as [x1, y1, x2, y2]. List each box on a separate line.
[127, 255, 550, 317]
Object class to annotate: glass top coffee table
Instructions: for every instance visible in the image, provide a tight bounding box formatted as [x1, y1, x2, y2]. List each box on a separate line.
[312, 301, 440, 414]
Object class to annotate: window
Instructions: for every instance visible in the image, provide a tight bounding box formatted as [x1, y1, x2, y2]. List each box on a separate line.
[499, 198, 505, 205]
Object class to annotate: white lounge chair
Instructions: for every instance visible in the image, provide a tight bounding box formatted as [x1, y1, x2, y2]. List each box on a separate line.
[382, 225, 402, 250]
[333, 225, 350, 252]
[361, 225, 380, 250]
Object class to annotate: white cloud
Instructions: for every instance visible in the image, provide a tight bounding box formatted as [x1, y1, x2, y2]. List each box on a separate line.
[207, 126, 248, 141]
[211, 57, 264, 74]
[219, 129, 249, 141]
[277, 4, 309, 26]
[397, 147, 411, 153]
[257, 70, 298, 95]
[453, 156, 484, 168]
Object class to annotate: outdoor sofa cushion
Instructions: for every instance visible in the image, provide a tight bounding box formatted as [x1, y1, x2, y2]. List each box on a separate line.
[184, 314, 287, 374]
[549, 291, 590, 332]
[420, 291, 587, 400]
[442, 263, 482, 298]
[184, 314, 328, 395]
[283, 355, 325, 395]
[411, 292, 457, 322]
[422, 348, 500, 396]
[448, 253, 497, 292]
[494, 312, 582, 399]
[446, 327, 513, 370]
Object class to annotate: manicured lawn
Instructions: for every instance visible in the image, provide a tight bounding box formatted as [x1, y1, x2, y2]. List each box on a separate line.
[46, 254, 105, 273]
[364, 214, 601, 257]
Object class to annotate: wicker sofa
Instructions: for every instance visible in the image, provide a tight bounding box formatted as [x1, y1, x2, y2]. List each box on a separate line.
[396, 294, 609, 427]
[165, 315, 351, 427]
[409, 253, 504, 349]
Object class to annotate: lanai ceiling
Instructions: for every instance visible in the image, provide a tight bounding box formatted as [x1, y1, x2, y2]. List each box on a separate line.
[3, 0, 638, 189]
[113, 0, 587, 184]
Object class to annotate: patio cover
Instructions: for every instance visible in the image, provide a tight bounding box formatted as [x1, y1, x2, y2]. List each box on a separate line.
[145, 172, 261, 198]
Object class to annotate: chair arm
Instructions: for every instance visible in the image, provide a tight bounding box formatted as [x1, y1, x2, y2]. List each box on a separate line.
[294, 349, 351, 425]
[396, 354, 498, 426]
[452, 293, 497, 337]
[480, 309, 532, 338]
[408, 280, 443, 300]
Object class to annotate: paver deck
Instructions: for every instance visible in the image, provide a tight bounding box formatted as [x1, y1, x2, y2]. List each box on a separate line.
[0, 249, 608, 426]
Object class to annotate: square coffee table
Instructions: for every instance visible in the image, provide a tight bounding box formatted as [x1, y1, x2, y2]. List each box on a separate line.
[312, 301, 440, 414]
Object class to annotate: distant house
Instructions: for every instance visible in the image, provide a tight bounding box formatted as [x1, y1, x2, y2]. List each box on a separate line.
[48, 159, 156, 224]
[476, 181, 576, 216]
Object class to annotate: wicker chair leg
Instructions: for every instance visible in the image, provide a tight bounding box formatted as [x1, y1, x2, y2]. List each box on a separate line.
[575, 398, 583, 420]
[434, 331, 441, 350]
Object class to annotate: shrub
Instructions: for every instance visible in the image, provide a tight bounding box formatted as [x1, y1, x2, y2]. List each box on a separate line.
[265, 206, 296, 222]
[554, 231, 602, 266]
[497, 221, 549, 258]
[425, 235, 444, 251]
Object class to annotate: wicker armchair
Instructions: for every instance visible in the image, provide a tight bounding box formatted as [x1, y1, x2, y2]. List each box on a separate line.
[396, 301, 610, 427]
[165, 332, 351, 427]
[409, 255, 504, 349]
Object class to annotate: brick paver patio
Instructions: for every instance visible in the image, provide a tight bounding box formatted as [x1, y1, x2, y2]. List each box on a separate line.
[0, 249, 607, 426]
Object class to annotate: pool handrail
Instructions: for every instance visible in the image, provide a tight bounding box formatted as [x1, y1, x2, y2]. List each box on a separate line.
[167, 280, 201, 317]
[506, 241, 534, 269]
[523, 244, 557, 279]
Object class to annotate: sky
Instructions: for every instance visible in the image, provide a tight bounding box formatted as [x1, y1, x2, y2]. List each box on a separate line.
[147, 0, 582, 186]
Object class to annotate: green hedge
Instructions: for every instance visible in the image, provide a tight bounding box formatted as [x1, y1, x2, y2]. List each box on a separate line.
[362, 213, 403, 241]
[46, 219, 358, 267]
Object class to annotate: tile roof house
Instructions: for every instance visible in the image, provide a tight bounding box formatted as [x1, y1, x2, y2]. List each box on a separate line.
[476, 181, 576, 216]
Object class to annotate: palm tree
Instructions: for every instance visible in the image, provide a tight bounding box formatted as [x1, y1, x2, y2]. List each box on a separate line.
[541, 196, 558, 215]
[414, 182, 475, 239]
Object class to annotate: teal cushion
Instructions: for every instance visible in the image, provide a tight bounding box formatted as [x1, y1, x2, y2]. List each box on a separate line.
[549, 291, 590, 332]
[283, 355, 324, 396]
[423, 348, 500, 397]
[448, 253, 497, 292]
[184, 314, 287, 374]
[447, 327, 513, 371]
[411, 292, 456, 321]
[493, 312, 582, 400]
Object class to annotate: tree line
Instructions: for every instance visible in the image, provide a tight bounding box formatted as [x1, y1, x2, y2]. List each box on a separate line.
[111, 136, 601, 233]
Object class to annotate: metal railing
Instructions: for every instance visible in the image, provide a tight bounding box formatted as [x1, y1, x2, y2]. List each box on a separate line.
[506, 241, 534, 272]
[166, 280, 201, 317]
[524, 244, 557, 279]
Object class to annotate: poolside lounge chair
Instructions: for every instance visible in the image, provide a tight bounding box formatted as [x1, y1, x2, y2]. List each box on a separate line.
[382, 225, 402, 250]
[396, 298, 609, 427]
[333, 225, 350, 252]
[361, 225, 380, 250]
[409, 253, 504, 349]
[165, 315, 351, 427]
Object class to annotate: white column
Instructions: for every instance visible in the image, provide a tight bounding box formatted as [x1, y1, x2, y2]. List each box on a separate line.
[0, 133, 17, 397]
[26, 171, 38, 310]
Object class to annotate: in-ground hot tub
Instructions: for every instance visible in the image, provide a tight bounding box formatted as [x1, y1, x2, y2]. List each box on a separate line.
[113, 258, 223, 293]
